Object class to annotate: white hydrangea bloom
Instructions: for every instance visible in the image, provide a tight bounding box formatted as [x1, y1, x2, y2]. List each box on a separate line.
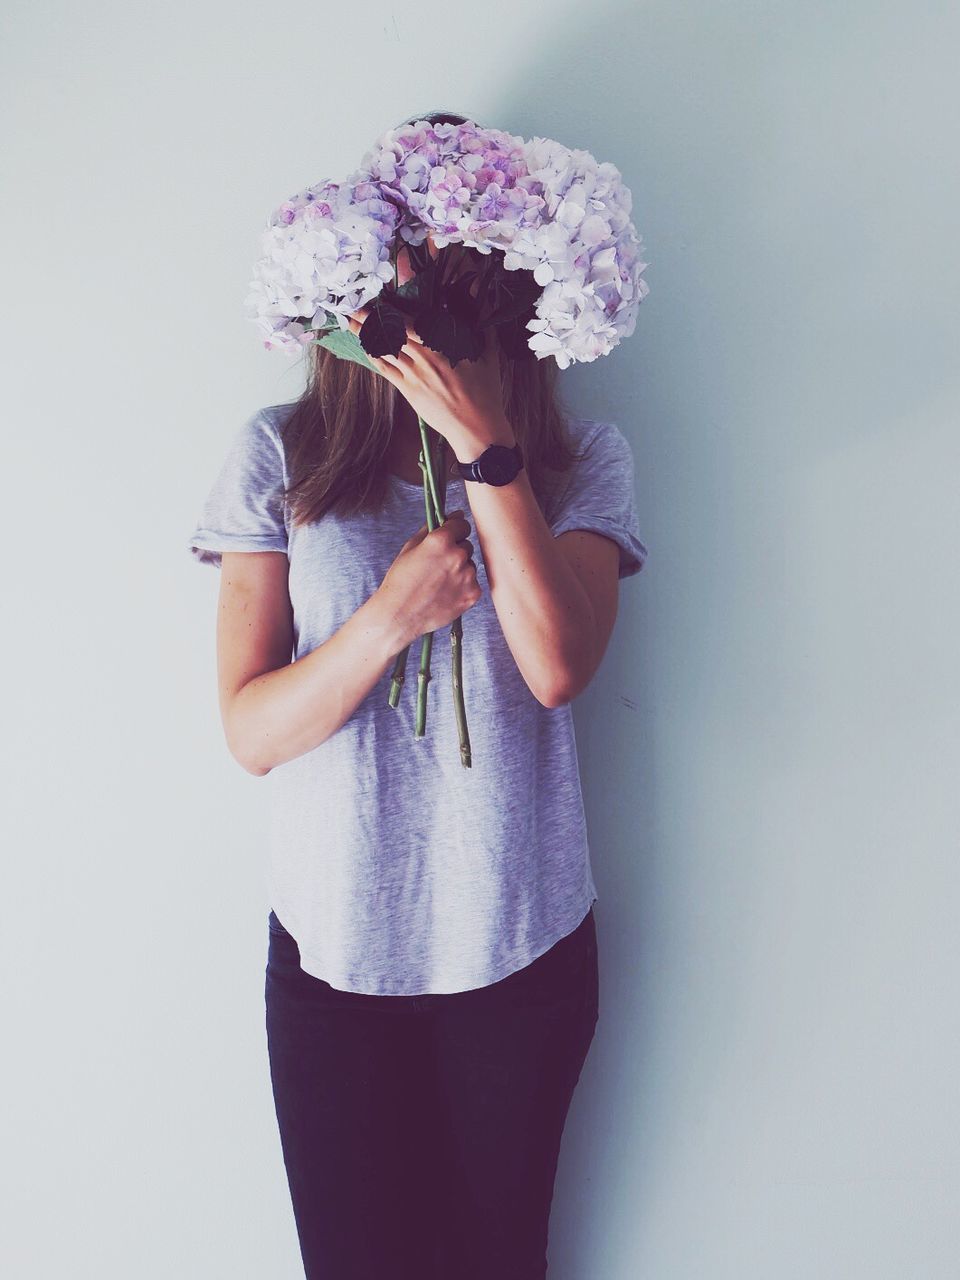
[245, 173, 400, 354]
[247, 119, 649, 366]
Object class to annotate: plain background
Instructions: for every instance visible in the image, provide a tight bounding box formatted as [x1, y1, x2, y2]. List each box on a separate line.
[3, 1, 958, 1276]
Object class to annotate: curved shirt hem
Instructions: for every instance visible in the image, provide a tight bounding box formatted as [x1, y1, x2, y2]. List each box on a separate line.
[290, 892, 599, 997]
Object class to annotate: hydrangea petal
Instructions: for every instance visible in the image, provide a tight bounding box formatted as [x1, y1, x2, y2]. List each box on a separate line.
[246, 119, 650, 366]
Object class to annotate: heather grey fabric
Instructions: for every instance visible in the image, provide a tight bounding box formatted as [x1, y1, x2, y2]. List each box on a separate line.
[188, 402, 647, 994]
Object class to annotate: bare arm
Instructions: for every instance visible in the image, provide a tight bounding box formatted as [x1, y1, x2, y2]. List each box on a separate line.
[213, 512, 478, 776]
[338, 310, 624, 711]
[460, 458, 621, 708]
[215, 551, 406, 776]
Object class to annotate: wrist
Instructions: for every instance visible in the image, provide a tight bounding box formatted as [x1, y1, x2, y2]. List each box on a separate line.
[451, 415, 517, 462]
[363, 589, 413, 658]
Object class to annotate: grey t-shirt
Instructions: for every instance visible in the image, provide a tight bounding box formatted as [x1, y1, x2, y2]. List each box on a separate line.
[188, 402, 647, 995]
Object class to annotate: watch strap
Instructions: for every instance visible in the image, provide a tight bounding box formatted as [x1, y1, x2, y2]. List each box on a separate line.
[457, 442, 524, 485]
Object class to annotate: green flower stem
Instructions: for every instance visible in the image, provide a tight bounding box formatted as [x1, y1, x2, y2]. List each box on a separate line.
[415, 631, 434, 737]
[450, 610, 471, 768]
[386, 476, 423, 708]
[381, 407, 472, 761]
[385, 245, 422, 710]
[413, 436, 439, 738]
[387, 435, 437, 712]
[434, 435, 471, 769]
[419, 416, 444, 529]
[414, 419, 442, 742]
[387, 647, 409, 707]
[386, 241, 421, 713]
[418, 420, 471, 767]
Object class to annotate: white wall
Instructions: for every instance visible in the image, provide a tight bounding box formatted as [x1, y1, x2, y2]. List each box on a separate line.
[3, 1, 958, 1276]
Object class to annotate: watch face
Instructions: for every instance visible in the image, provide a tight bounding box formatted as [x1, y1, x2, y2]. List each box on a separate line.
[478, 444, 520, 485]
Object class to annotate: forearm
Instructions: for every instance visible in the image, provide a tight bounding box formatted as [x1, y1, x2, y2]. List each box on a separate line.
[459, 447, 598, 708]
[227, 590, 408, 775]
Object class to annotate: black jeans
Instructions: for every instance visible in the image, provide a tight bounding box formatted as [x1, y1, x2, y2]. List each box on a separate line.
[264, 905, 599, 1280]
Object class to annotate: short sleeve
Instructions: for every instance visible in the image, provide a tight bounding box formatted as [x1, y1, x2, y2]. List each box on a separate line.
[548, 420, 648, 579]
[188, 408, 289, 569]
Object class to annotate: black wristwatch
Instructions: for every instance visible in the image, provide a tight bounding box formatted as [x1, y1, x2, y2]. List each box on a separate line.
[456, 442, 524, 486]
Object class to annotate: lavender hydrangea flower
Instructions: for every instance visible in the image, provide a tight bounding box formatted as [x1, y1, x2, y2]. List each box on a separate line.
[244, 172, 401, 354]
[509, 137, 650, 368]
[358, 119, 539, 254]
[246, 118, 649, 367]
[240, 119, 652, 764]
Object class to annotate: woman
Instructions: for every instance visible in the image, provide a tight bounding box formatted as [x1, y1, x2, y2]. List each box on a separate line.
[188, 110, 647, 1280]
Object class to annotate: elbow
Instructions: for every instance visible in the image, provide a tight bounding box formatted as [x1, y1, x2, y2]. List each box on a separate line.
[225, 720, 274, 776]
[243, 757, 273, 778]
[223, 694, 277, 776]
[539, 649, 599, 708]
[537, 667, 583, 709]
[541, 682, 579, 709]
[229, 739, 274, 776]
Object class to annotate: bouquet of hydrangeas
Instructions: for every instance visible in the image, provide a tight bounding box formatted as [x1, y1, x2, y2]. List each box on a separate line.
[244, 117, 649, 765]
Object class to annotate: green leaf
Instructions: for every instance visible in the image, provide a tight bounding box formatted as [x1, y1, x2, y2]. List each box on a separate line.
[405, 238, 434, 275]
[359, 298, 409, 358]
[314, 326, 377, 370]
[408, 266, 488, 367]
[495, 311, 538, 361]
[479, 261, 543, 328]
[414, 309, 482, 366]
[392, 278, 422, 309]
[411, 259, 442, 311]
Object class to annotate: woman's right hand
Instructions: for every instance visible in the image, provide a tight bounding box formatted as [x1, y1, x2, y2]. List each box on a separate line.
[375, 510, 483, 647]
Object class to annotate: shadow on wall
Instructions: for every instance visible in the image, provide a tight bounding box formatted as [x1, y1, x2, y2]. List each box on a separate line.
[487, 1, 959, 1275]
[488, 6, 701, 1273]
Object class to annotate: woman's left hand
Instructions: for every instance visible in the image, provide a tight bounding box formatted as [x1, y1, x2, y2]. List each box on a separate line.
[345, 305, 515, 455]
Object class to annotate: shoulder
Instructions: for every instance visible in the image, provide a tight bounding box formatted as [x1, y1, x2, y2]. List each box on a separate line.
[229, 401, 299, 484]
[555, 416, 636, 487]
[258, 400, 299, 433]
[546, 415, 647, 577]
[251, 400, 298, 451]
[188, 403, 296, 569]
[562, 414, 632, 458]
